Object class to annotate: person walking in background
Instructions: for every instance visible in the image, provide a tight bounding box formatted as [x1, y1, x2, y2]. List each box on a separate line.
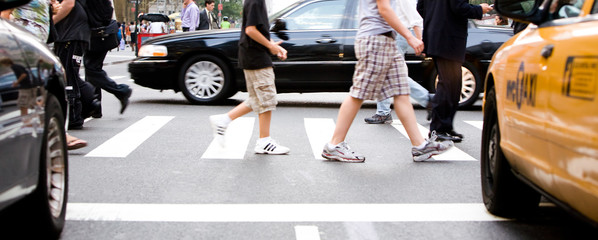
[198, 0, 219, 30]
[128, 21, 136, 50]
[417, 0, 493, 143]
[364, 0, 431, 124]
[221, 16, 231, 29]
[321, 0, 453, 163]
[181, 0, 199, 32]
[209, 0, 290, 155]
[84, 0, 133, 116]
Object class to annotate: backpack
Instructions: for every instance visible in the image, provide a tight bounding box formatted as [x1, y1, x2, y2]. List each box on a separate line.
[80, 0, 114, 28]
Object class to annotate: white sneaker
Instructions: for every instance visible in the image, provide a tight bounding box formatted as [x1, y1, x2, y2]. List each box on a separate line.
[209, 115, 228, 147]
[254, 138, 290, 155]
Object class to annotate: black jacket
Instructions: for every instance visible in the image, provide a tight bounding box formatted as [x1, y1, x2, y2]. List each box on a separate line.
[417, 0, 482, 63]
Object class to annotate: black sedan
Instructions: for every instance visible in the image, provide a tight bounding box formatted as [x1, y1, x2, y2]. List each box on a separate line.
[0, 0, 69, 238]
[129, 0, 513, 108]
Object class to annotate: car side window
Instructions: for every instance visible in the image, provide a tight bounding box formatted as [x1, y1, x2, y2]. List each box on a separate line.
[547, 0, 585, 19]
[284, 0, 346, 30]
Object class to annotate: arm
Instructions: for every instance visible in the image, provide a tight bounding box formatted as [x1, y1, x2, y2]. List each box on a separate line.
[245, 26, 287, 60]
[376, 0, 423, 55]
[53, 0, 74, 23]
[1, 9, 12, 19]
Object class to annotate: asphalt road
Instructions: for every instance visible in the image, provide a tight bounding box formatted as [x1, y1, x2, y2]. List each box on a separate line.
[50, 50, 598, 239]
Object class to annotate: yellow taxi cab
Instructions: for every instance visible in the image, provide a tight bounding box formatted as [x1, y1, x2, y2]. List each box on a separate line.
[481, 0, 598, 225]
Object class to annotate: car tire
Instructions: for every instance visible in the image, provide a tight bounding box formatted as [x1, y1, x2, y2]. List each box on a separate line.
[4, 93, 69, 239]
[481, 86, 540, 218]
[433, 61, 481, 109]
[178, 54, 234, 104]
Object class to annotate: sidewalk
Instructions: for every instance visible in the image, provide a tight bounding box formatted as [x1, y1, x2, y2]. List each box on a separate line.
[104, 47, 137, 65]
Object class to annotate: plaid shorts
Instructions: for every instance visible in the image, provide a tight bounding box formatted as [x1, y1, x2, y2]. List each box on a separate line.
[243, 67, 277, 114]
[350, 35, 410, 101]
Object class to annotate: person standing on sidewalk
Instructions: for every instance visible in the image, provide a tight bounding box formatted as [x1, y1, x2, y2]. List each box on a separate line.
[181, 0, 199, 32]
[364, 0, 432, 124]
[83, 0, 132, 116]
[209, 0, 290, 155]
[417, 0, 492, 142]
[321, 0, 453, 163]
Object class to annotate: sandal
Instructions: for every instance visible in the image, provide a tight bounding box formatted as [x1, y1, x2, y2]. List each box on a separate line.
[66, 134, 88, 150]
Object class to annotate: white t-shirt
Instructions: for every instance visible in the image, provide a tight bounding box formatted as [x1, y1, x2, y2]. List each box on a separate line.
[148, 22, 167, 33]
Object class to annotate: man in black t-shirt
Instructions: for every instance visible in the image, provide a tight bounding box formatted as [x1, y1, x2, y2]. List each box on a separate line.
[53, 0, 98, 130]
[209, 0, 291, 155]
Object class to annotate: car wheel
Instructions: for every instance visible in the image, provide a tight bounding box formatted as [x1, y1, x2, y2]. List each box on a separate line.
[481, 86, 540, 218]
[179, 54, 234, 104]
[433, 62, 481, 109]
[7, 93, 68, 239]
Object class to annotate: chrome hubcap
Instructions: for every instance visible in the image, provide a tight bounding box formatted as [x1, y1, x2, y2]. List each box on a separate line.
[185, 61, 224, 99]
[46, 117, 66, 218]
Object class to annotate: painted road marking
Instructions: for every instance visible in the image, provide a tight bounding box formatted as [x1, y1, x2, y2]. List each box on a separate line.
[86, 116, 174, 158]
[201, 117, 255, 159]
[391, 120, 477, 161]
[304, 118, 335, 160]
[66, 203, 508, 222]
[465, 121, 483, 130]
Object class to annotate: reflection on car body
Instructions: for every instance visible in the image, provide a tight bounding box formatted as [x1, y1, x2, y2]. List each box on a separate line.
[482, 0, 598, 226]
[129, 0, 513, 108]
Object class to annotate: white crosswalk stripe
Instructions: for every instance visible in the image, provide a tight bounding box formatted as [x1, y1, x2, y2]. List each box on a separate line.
[304, 118, 335, 160]
[201, 117, 255, 159]
[465, 120, 483, 130]
[85, 116, 174, 158]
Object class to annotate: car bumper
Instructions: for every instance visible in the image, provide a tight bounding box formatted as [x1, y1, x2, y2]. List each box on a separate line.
[128, 58, 179, 90]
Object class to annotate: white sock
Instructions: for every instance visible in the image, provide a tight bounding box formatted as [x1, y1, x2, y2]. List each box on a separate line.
[258, 136, 272, 145]
[216, 114, 232, 125]
[415, 141, 427, 149]
[327, 142, 337, 149]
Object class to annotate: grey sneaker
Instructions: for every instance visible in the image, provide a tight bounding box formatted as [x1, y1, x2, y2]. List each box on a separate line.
[412, 131, 454, 162]
[321, 142, 365, 163]
[209, 115, 228, 147]
[364, 113, 393, 124]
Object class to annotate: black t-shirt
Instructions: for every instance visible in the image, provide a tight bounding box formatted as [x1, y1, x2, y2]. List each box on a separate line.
[55, 0, 91, 43]
[11, 64, 32, 89]
[238, 0, 271, 70]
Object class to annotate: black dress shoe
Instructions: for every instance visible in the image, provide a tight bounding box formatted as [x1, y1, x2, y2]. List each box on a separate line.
[433, 131, 463, 142]
[448, 130, 464, 139]
[119, 88, 132, 114]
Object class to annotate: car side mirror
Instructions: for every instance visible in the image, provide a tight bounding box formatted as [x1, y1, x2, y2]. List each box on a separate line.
[270, 18, 289, 40]
[270, 18, 287, 32]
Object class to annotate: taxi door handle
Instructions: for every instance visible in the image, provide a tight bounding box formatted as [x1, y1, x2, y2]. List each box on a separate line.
[541, 44, 554, 59]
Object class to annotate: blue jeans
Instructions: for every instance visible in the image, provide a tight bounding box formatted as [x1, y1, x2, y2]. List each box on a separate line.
[376, 34, 430, 115]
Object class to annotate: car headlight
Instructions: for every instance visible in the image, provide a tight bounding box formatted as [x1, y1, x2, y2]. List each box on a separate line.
[138, 45, 168, 57]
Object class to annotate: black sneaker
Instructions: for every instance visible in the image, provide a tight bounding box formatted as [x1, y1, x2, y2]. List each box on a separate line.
[364, 113, 393, 124]
[431, 131, 463, 143]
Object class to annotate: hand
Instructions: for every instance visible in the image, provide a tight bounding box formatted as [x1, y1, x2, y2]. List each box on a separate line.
[480, 3, 493, 14]
[407, 36, 424, 56]
[277, 46, 287, 61]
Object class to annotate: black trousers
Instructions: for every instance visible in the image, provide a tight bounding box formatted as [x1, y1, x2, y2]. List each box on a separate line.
[84, 49, 131, 106]
[55, 41, 95, 128]
[430, 57, 462, 133]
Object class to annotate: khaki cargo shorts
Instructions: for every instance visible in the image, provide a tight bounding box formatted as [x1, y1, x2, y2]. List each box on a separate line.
[243, 67, 277, 114]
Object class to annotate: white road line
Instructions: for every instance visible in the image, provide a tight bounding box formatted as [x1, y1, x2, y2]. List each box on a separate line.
[85, 116, 174, 158]
[391, 120, 477, 161]
[66, 203, 508, 222]
[110, 75, 126, 80]
[304, 118, 335, 160]
[295, 226, 321, 240]
[465, 121, 483, 130]
[201, 117, 255, 159]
